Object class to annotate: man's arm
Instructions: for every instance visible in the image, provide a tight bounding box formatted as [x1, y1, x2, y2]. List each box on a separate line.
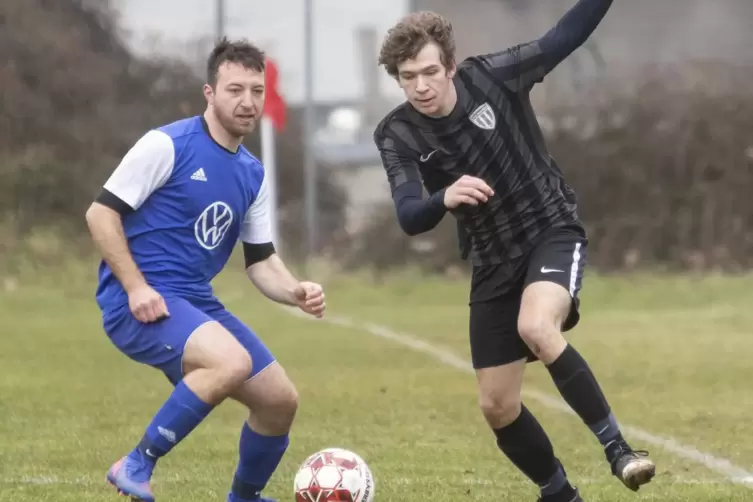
[240, 173, 304, 306]
[476, 0, 613, 91]
[85, 129, 175, 322]
[85, 130, 175, 294]
[374, 131, 448, 236]
[86, 204, 147, 293]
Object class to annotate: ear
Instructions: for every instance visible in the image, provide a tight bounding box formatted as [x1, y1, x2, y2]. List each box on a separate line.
[202, 83, 214, 105]
[446, 63, 457, 79]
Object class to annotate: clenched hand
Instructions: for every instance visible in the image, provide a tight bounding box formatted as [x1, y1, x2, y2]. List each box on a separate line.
[293, 281, 326, 318]
[443, 175, 495, 209]
[128, 284, 170, 323]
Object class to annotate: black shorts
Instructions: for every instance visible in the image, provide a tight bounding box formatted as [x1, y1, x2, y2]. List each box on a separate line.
[468, 225, 587, 369]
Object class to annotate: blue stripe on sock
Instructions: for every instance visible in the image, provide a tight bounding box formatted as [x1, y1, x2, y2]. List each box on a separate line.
[539, 463, 568, 496]
[589, 412, 620, 445]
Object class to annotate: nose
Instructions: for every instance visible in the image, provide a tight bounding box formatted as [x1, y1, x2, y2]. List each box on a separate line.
[415, 75, 429, 93]
[240, 91, 256, 111]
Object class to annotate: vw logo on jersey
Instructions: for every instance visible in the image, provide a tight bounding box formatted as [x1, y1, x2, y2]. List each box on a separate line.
[195, 201, 234, 250]
[469, 103, 496, 130]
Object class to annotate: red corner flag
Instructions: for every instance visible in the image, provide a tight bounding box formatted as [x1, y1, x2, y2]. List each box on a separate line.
[264, 58, 286, 132]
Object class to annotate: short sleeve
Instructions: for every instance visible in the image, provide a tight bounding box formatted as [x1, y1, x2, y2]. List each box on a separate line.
[103, 130, 175, 210]
[239, 171, 272, 244]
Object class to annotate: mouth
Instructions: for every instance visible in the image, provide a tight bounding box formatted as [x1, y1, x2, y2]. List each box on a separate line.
[415, 97, 435, 106]
[236, 114, 256, 123]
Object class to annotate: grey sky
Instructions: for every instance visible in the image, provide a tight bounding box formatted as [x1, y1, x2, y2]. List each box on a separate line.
[116, 0, 408, 104]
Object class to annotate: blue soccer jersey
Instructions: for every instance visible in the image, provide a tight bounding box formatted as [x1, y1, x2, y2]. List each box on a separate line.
[95, 116, 271, 312]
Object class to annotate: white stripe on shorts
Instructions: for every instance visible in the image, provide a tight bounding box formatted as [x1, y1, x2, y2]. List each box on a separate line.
[568, 242, 582, 297]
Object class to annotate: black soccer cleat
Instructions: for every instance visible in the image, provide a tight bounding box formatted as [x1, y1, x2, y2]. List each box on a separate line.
[537, 486, 583, 502]
[605, 440, 656, 491]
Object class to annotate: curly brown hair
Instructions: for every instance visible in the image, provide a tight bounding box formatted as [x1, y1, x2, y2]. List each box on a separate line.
[378, 11, 456, 79]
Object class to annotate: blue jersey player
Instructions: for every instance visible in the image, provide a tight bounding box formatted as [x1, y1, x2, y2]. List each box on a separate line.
[85, 38, 325, 502]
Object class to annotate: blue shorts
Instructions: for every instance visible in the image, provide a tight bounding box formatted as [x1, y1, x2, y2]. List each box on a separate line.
[102, 296, 275, 385]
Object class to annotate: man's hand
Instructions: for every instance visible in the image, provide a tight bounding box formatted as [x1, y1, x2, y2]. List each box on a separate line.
[128, 284, 170, 323]
[293, 281, 326, 318]
[444, 175, 495, 209]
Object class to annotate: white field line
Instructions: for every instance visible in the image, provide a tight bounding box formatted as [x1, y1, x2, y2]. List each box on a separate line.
[0, 475, 737, 487]
[283, 308, 753, 488]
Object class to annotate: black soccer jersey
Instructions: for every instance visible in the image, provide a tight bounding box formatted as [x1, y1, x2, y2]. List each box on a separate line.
[374, 0, 613, 267]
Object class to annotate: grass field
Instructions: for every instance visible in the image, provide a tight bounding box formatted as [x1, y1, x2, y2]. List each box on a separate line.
[1, 261, 753, 501]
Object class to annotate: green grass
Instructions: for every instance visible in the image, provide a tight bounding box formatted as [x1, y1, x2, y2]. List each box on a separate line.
[1, 262, 752, 501]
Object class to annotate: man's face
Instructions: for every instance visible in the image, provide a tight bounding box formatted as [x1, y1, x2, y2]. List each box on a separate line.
[204, 62, 265, 138]
[397, 42, 455, 117]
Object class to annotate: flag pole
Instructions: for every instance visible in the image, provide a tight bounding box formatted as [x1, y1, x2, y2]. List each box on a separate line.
[262, 58, 285, 256]
[260, 116, 280, 254]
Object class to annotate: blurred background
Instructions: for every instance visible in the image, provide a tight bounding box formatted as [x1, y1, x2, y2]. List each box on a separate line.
[4, 3, 753, 500]
[2, 0, 753, 275]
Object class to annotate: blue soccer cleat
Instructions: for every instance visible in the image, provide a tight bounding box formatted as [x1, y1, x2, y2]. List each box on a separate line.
[227, 492, 277, 502]
[106, 453, 156, 501]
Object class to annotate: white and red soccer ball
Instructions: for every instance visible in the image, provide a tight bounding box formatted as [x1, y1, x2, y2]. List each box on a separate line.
[293, 448, 375, 502]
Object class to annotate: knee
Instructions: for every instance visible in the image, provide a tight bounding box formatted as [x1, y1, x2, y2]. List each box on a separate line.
[479, 390, 522, 429]
[273, 383, 299, 423]
[518, 316, 564, 360]
[253, 383, 299, 434]
[518, 316, 549, 344]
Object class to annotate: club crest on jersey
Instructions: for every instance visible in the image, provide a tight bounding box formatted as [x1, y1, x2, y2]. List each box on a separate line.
[195, 201, 234, 250]
[469, 103, 496, 130]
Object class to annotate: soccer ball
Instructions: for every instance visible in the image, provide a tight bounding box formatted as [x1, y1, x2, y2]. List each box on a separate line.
[293, 447, 375, 502]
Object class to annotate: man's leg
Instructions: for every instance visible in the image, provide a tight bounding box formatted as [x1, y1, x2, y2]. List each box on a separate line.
[470, 296, 580, 502]
[226, 363, 297, 502]
[518, 234, 656, 491]
[213, 308, 296, 502]
[103, 297, 254, 501]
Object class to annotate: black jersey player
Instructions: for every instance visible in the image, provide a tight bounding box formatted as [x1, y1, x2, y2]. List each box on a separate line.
[373, 2, 655, 501]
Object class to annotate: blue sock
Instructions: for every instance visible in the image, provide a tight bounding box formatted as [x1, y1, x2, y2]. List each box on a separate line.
[231, 423, 290, 500]
[132, 380, 214, 464]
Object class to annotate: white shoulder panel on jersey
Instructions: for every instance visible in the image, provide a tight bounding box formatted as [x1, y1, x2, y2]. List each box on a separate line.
[240, 171, 272, 244]
[103, 129, 175, 210]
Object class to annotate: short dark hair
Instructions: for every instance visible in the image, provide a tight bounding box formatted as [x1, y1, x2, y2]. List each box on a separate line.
[206, 37, 266, 86]
[379, 11, 456, 79]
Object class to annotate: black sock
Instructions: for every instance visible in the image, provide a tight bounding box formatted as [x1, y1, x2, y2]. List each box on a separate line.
[547, 344, 622, 445]
[494, 405, 574, 497]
